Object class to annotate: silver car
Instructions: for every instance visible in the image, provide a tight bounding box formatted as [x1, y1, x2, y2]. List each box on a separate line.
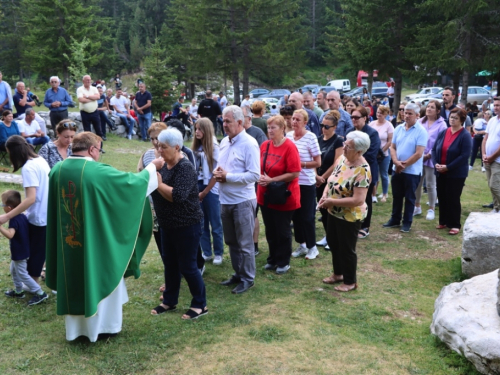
[405, 87, 443, 101]
[458, 86, 491, 104]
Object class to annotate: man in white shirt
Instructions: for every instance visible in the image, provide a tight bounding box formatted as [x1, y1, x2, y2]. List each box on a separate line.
[77, 75, 103, 139]
[188, 98, 198, 123]
[219, 92, 228, 110]
[482, 97, 500, 213]
[214, 105, 260, 294]
[387, 82, 395, 109]
[18, 108, 49, 146]
[110, 88, 136, 140]
[240, 95, 251, 112]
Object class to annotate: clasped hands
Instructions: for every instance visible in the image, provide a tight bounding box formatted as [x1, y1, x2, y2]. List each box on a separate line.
[213, 166, 227, 183]
[258, 173, 273, 186]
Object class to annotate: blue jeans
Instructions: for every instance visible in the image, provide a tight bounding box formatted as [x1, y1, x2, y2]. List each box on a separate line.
[160, 222, 206, 309]
[198, 181, 224, 257]
[390, 172, 420, 227]
[26, 136, 50, 146]
[377, 154, 391, 195]
[117, 113, 135, 136]
[137, 112, 152, 140]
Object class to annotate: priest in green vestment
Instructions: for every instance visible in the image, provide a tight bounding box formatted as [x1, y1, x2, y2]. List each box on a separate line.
[45, 132, 164, 342]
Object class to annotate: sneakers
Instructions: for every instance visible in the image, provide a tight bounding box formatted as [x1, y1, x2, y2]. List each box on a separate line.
[5, 290, 25, 299]
[264, 263, 277, 270]
[213, 255, 223, 265]
[377, 193, 384, 199]
[372, 196, 378, 203]
[482, 167, 486, 172]
[305, 246, 319, 260]
[132, 129, 136, 135]
[127, 134, 132, 140]
[316, 237, 327, 247]
[276, 265, 290, 274]
[469, 166, 473, 171]
[400, 224, 411, 233]
[292, 245, 308, 258]
[413, 206, 422, 216]
[325, 244, 330, 251]
[383, 220, 400, 228]
[426, 209, 435, 220]
[202, 254, 213, 261]
[28, 292, 48, 306]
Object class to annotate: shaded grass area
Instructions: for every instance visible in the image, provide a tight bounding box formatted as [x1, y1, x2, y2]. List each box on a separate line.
[0, 135, 488, 374]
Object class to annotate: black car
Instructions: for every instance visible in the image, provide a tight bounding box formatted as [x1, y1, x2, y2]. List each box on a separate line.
[266, 89, 292, 100]
[371, 87, 390, 99]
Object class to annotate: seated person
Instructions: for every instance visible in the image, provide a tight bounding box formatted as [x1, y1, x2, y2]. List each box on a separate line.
[18, 108, 49, 146]
[0, 110, 21, 151]
[13, 82, 47, 133]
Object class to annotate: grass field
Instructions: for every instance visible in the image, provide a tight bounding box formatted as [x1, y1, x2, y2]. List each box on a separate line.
[0, 134, 487, 374]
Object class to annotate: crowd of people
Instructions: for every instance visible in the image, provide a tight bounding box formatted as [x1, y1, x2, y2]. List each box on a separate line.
[0, 71, 499, 342]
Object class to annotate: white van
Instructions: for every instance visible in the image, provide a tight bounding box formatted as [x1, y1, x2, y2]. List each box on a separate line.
[326, 79, 351, 93]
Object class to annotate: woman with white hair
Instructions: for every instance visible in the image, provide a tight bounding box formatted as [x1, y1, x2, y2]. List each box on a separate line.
[150, 128, 207, 319]
[318, 130, 371, 292]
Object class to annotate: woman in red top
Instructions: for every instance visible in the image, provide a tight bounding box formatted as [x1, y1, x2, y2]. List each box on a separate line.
[257, 115, 301, 274]
[432, 107, 472, 235]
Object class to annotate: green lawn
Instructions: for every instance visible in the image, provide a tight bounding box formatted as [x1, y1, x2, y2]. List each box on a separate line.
[0, 134, 485, 374]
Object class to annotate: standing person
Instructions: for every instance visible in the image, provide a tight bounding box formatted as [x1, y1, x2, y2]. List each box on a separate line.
[77, 75, 103, 140]
[387, 82, 395, 110]
[0, 110, 20, 151]
[240, 94, 251, 113]
[320, 91, 354, 137]
[318, 131, 371, 292]
[303, 91, 323, 119]
[413, 100, 447, 220]
[432, 108, 472, 234]
[198, 90, 222, 133]
[1, 190, 48, 305]
[288, 92, 321, 136]
[45, 132, 163, 341]
[113, 73, 122, 90]
[280, 104, 296, 133]
[110, 88, 135, 139]
[482, 97, 500, 213]
[258, 115, 301, 274]
[251, 100, 268, 137]
[134, 82, 153, 142]
[242, 108, 266, 256]
[440, 87, 457, 127]
[347, 106, 381, 239]
[192, 118, 224, 265]
[38, 120, 76, 169]
[315, 112, 344, 249]
[188, 98, 199, 124]
[369, 105, 393, 203]
[219, 92, 228, 110]
[150, 128, 207, 319]
[44, 76, 72, 127]
[345, 98, 359, 115]
[0, 136, 50, 292]
[18, 108, 50, 146]
[96, 85, 117, 139]
[383, 103, 427, 233]
[470, 111, 489, 172]
[279, 94, 289, 109]
[316, 91, 328, 112]
[0, 71, 13, 111]
[215, 105, 260, 294]
[287, 109, 322, 260]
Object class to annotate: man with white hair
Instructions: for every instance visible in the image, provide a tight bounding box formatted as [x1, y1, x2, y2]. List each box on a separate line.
[319, 91, 354, 137]
[13, 82, 47, 133]
[214, 105, 260, 294]
[77, 75, 104, 140]
[383, 103, 428, 233]
[44, 76, 72, 127]
[288, 92, 321, 136]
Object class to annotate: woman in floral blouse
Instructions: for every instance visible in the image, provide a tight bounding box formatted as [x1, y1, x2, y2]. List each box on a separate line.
[318, 131, 371, 292]
[38, 120, 76, 168]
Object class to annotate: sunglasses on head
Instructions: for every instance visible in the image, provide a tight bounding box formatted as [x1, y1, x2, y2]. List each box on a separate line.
[320, 124, 335, 130]
[62, 122, 77, 129]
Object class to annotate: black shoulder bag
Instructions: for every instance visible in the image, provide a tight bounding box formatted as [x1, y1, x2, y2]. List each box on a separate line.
[263, 141, 291, 206]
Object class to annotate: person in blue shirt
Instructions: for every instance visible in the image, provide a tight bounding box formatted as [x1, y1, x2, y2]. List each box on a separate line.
[0, 110, 20, 151]
[172, 97, 185, 117]
[0, 71, 13, 112]
[43, 76, 72, 129]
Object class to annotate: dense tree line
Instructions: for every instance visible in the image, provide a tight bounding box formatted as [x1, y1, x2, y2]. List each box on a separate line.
[0, 0, 498, 107]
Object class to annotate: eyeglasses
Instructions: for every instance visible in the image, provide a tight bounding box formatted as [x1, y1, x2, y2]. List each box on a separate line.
[50, 81, 58, 83]
[350, 115, 362, 120]
[320, 124, 335, 130]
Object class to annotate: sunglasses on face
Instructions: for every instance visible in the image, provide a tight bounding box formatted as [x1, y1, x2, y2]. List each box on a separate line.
[350, 116, 363, 120]
[320, 124, 335, 130]
[399, 108, 404, 111]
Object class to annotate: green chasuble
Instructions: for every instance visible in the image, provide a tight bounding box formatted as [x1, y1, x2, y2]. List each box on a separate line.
[45, 158, 153, 318]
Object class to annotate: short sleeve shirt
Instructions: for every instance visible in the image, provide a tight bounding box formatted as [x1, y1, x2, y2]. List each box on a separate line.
[327, 155, 371, 222]
[286, 130, 321, 185]
[22, 157, 50, 226]
[110, 96, 128, 113]
[135, 90, 152, 114]
[13, 92, 31, 115]
[18, 119, 40, 137]
[9, 214, 30, 261]
[485, 116, 500, 163]
[392, 122, 428, 175]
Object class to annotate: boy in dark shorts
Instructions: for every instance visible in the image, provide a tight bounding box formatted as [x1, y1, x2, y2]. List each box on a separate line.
[1, 190, 48, 306]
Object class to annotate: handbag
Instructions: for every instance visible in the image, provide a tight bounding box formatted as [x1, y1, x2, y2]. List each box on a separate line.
[262, 141, 291, 206]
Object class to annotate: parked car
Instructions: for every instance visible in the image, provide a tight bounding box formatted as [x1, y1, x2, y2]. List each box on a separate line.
[458, 86, 491, 104]
[344, 87, 364, 97]
[257, 97, 280, 111]
[266, 89, 292, 100]
[371, 87, 390, 99]
[405, 87, 443, 101]
[410, 97, 443, 107]
[300, 84, 320, 93]
[326, 79, 351, 92]
[249, 88, 270, 99]
[314, 86, 338, 95]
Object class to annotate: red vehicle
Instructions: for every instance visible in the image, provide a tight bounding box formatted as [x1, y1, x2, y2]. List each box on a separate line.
[357, 70, 393, 87]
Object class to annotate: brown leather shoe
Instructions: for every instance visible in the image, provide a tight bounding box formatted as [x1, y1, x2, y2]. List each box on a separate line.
[322, 274, 344, 284]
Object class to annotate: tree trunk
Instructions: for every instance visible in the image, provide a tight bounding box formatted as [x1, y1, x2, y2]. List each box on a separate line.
[189, 82, 195, 100]
[312, 0, 316, 50]
[461, 30, 472, 105]
[453, 70, 460, 105]
[229, 6, 241, 105]
[393, 69, 403, 116]
[63, 65, 70, 90]
[367, 71, 373, 95]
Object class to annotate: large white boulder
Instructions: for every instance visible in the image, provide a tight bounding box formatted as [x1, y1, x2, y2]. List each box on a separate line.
[431, 270, 500, 374]
[462, 212, 500, 277]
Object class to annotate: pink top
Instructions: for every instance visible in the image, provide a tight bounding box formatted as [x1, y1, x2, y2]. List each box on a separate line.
[369, 120, 394, 156]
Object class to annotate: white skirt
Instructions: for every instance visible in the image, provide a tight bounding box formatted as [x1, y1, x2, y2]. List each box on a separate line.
[65, 278, 128, 342]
